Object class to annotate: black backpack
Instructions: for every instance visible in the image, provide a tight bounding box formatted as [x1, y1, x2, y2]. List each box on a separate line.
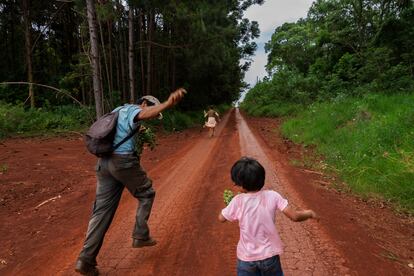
[85, 110, 138, 157]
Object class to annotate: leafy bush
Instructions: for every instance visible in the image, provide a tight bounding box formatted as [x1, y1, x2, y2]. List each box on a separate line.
[0, 102, 94, 138]
[160, 109, 201, 131]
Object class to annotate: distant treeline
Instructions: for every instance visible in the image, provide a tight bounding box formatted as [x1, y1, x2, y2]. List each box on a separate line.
[243, 0, 414, 109]
[0, 0, 262, 113]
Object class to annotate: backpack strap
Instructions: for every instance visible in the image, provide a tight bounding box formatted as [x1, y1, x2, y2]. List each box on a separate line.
[112, 106, 140, 151]
[113, 125, 139, 150]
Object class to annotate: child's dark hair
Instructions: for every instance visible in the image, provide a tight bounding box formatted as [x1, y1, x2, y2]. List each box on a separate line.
[231, 157, 265, 191]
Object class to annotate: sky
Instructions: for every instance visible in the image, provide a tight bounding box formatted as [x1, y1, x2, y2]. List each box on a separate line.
[243, 0, 314, 87]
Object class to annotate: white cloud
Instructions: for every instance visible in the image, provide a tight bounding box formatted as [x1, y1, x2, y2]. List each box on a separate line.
[244, 46, 268, 86]
[245, 0, 313, 35]
[243, 0, 314, 86]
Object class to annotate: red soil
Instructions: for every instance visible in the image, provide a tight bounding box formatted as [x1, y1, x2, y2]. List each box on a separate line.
[0, 109, 412, 275]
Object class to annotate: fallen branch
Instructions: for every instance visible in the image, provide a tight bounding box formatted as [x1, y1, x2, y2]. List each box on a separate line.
[35, 195, 61, 209]
[0, 82, 84, 107]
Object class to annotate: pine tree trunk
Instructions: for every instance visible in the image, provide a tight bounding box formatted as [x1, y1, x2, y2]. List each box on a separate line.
[115, 0, 126, 102]
[119, 25, 127, 102]
[78, 27, 86, 105]
[146, 10, 153, 95]
[169, 23, 176, 90]
[98, 18, 112, 105]
[23, 0, 34, 108]
[108, 20, 114, 97]
[172, 50, 176, 89]
[115, 42, 120, 96]
[128, 6, 135, 103]
[81, 79, 86, 105]
[139, 10, 145, 96]
[86, 0, 103, 118]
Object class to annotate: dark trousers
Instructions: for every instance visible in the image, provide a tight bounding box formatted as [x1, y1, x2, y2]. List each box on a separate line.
[237, 255, 284, 276]
[78, 155, 155, 265]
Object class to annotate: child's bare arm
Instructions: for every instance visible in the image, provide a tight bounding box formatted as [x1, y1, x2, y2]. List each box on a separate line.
[218, 213, 227, 223]
[282, 206, 318, 222]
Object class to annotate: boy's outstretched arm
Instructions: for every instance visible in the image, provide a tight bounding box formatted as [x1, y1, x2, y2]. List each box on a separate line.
[282, 206, 318, 222]
[136, 88, 186, 121]
[218, 213, 227, 223]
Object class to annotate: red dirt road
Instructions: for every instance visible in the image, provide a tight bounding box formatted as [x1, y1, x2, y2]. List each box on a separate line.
[0, 109, 413, 275]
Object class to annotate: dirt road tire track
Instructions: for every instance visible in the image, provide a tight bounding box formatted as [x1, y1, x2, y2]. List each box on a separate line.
[236, 109, 350, 276]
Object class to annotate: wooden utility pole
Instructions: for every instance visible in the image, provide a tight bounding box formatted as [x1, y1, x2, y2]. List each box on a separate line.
[86, 0, 104, 118]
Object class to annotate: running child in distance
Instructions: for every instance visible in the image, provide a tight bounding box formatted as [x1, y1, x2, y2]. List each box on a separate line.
[204, 105, 220, 137]
[219, 157, 318, 276]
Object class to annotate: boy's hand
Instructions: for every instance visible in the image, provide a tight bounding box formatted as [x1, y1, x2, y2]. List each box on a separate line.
[282, 207, 319, 222]
[167, 88, 186, 107]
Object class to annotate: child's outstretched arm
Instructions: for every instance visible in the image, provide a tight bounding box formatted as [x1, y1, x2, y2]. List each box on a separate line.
[218, 213, 227, 223]
[282, 206, 318, 222]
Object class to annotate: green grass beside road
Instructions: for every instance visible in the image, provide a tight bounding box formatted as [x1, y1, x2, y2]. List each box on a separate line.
[243, 94, 414, 213]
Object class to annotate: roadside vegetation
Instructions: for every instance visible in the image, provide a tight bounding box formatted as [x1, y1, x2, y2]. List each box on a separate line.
[0, 102, 93, 138]
[0, 101, 231, 139]
[241, 0, 414, 213]
[282, 94, 414, 212]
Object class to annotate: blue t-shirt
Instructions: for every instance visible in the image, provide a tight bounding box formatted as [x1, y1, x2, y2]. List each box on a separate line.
[112, 104, 141, 154]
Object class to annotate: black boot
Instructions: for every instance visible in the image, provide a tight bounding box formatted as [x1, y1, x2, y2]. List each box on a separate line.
[132, 237, 157, 248]
[75, 259, 99, 276]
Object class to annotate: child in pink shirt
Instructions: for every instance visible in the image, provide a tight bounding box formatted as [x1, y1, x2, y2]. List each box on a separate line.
[219, 157, 318, 276]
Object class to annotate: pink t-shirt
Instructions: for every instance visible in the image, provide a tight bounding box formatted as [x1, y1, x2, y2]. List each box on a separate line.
[221, 190, 288, 261]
